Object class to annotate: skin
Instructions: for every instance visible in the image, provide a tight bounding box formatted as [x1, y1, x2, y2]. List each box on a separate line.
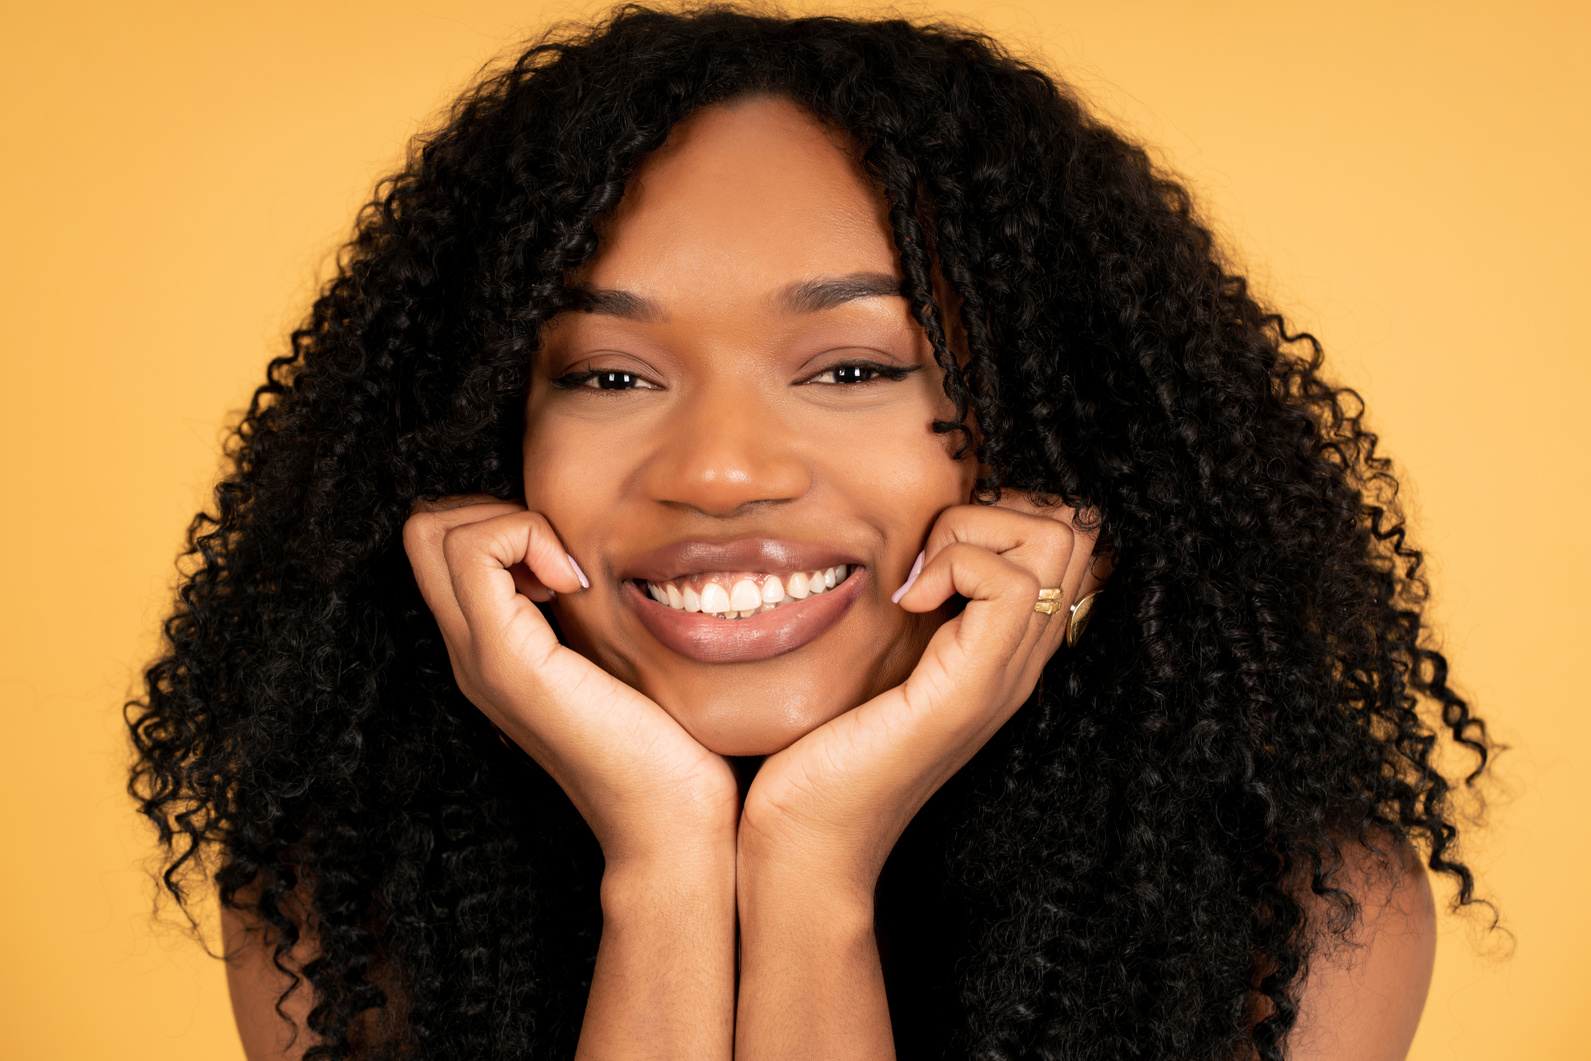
[224, 96, 1436, 1060]
[518, 92, 979, 757]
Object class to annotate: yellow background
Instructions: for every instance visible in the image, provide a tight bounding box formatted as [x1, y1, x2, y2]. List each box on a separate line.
[3, 2, 1585, 1057]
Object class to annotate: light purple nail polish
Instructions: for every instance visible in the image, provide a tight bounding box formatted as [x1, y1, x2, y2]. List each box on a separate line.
[566, 553, 589, 589]
[891, 550, 925, 605]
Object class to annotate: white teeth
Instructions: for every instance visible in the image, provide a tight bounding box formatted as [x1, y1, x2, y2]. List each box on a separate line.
[645, 565, 851, 618]
[699, 582, 731, 615]
[729, 578, 762, 612]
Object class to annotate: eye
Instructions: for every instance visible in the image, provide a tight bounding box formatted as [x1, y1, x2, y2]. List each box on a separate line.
[805, 361, 916, 385]
[553, 369, 661, 391]
[586, 370, 656, 391]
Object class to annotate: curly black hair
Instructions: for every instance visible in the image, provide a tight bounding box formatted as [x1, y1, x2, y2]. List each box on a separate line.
[127, 6, 1492, 1059]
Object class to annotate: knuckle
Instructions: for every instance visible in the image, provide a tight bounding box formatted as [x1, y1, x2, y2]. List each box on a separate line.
[1049, 512, 1079, 540]
[466, 635, 520, 689]
[402, 510, 441, 547]
[930, 502, 980, 533]
[472, 649, 510, 690]
[990, 492, 1036, 517]
[451, 671, 482, 704]
[440, 522, 479, 567]
[1037, 519, 1077, 556]
[937, 541, 979, 566]
[923, 515, 961, 554]
[522, 511, 556, 550]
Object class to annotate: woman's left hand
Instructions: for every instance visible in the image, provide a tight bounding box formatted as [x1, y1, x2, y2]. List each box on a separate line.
[738, 493, 1109, 896]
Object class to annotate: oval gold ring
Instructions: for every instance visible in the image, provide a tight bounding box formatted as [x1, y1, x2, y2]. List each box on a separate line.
[1066, 590, 1102, 647]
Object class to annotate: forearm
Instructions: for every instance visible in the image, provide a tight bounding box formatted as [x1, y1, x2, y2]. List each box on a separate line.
[735, 859, 894, 1061]
[576, 845, 738, 1061]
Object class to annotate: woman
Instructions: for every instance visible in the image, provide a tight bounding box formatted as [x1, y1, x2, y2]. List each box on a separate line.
[128, 7, 1492, 1059]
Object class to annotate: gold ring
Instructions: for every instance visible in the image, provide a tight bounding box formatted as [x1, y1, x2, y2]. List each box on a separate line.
[1066, 590, 1102, 647]
[1034, 587, 1065, 615]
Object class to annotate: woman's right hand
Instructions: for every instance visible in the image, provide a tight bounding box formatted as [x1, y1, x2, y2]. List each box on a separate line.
[402, 496, 739, 869]
[406, 498, 739, 1058]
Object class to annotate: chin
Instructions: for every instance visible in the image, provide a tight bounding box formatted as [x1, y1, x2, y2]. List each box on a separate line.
[632, 635, 931, 758]
[662, 692, 842, 758]
[692, 724, 810, 758]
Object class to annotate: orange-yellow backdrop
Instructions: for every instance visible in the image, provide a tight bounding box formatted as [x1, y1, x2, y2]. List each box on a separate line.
[3, 2, 1586, 1058]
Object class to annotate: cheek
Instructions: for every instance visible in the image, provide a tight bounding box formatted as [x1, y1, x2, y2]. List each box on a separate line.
[852, 421, 974, 524]
[522, 419, 626, 664]
[521, 418, 606, 539]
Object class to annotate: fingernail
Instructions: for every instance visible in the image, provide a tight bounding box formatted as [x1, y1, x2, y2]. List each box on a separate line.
[891, 550, 925, 605]
[566, 553, 589, 590]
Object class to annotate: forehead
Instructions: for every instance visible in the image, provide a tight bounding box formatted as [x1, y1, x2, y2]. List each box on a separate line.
[580, 96, 900, 307]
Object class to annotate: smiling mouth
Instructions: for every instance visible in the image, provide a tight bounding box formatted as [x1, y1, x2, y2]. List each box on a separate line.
[637, 565, 852, 618]
[622, 561, 866, 663]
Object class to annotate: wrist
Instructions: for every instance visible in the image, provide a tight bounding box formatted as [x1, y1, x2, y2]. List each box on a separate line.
[602, 835, 737, 917]
[581, 830, 737, 1061]
[597, 782, 740, 877]
[736, 846, 877, 938]
[737, 809, 891, 909]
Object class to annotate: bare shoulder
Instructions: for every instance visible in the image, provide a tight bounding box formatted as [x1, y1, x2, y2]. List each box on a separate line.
[222, 886, 322, 1061]
[1286, 836, 1437, 1061]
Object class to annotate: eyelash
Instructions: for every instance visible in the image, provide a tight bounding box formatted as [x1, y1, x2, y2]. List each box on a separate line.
[551, 360, 917, 392]
[552, 369, 660, 391]
[804, 361, 917, 386]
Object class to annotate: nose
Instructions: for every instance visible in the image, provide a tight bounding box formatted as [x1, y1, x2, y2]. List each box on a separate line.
[642, 381, 810, 517]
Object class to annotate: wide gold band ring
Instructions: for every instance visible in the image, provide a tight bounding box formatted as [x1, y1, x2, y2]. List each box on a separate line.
[1033, 587, 1066, 615]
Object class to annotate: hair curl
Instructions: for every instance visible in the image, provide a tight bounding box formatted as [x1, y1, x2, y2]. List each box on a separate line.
[127, 6, 1491, 1059]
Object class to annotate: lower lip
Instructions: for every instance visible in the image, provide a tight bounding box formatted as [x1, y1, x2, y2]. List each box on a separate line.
[624, 570, 866, 663]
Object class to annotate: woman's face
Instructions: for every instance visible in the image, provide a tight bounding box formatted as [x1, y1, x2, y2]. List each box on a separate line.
[523, 96, 975, 756]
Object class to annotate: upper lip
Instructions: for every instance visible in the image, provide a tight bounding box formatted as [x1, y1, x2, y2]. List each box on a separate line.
[620, 538, 864, 582]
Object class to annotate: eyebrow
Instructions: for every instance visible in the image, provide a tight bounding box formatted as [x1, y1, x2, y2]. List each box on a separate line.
[568, 287, 666, 323]
[569, 271, 904, 323]
[778, 272, 904, 313]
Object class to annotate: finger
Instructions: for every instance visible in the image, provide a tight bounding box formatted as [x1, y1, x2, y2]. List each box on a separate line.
[888, 543, 1048, 740]
[986, 488, 1065, 517]
[411, 493, 526, 526]
[1058, 526, 1096, 607]
[402, 509, 475, 648]
[923, 504, 1077, 595]
[508, 562, 557, 603]
[1021, 510, 1093, 643]
[444, 511, 584, 628]
[983, 491, 1106, 612]
[405, 496, 534, 633]
[436, 508, 583, 595]
[896, 541, 1039, 643]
